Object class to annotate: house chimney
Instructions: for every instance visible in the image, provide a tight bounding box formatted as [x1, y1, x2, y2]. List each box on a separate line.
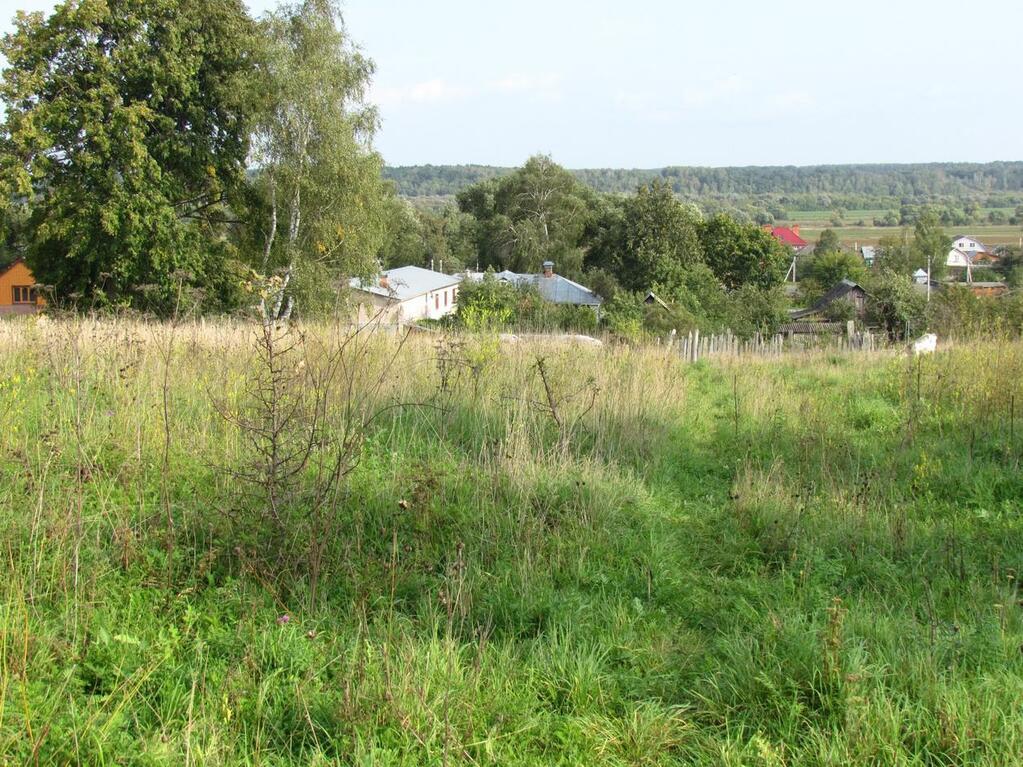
[542, 261, 554, 278]
[379, 274, 389, 290]
[791, 224, 800, 237]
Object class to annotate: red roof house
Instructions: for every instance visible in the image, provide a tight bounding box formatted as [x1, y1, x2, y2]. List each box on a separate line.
[764, 224, 808, 250]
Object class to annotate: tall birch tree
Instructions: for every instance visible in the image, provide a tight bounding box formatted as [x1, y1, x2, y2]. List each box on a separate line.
[252, 0, 386, 320]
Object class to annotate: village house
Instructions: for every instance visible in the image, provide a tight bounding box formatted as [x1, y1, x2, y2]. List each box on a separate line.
[763, 224, 808, 252]
[788, 279, 869, 322]
[461, 261, 603, 311]
[349, 265, 461, 323]
[859, 246, 877, 267]
[946, 234, 999, 281]
[0, 259, 45, 315]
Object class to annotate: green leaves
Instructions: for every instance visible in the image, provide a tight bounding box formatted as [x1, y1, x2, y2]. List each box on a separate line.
[0, 0, 258, 313]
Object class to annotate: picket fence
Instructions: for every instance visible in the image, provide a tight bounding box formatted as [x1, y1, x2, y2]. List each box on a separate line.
[673, 327, 878, 362]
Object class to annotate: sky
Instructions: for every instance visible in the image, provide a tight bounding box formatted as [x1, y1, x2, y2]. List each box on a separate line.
[1, 0, 1021, 168]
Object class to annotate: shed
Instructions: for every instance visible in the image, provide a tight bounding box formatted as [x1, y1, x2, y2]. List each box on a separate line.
[0, 259, 45, 315]
[789, 279, 868, 321]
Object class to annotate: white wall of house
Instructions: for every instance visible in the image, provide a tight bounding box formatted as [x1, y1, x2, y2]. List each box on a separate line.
[946, 248, 971, 268]
[354, 284, 460, 323]
[401, 284, 460, 321]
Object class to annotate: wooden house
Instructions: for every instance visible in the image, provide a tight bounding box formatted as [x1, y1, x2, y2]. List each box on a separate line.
[788, 279, 869, 322]
[0, 259, 45, 315]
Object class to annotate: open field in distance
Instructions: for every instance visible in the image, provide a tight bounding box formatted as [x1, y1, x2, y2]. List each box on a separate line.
[799, 223, 1023, 247]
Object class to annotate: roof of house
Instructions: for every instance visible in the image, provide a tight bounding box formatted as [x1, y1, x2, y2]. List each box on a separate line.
[968, 281, 1008, 289]
[768, 226, 808, 248]
[463, 269, 603, 306]
[913, 268, 929, 277]
[644, 291, 671, 311]
[350, 265, 461, 301]
[0, 258, 27, 278]
[953, 234, 990, 247]
[860, 246, 877, 259]
[789, 279, 867, 320]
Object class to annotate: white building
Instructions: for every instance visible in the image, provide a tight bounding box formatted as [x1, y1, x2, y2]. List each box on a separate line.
[951, 235, 988, 256]
[946, 235, 999, 281]
[349, 265, 461, 323]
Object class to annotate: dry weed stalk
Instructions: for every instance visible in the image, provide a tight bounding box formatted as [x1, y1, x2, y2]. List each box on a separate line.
[215, 314, 410, 603]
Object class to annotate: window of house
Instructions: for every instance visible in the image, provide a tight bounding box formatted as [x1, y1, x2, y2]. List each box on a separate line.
[435, 294, 439, 310]
[444, 290, 448, 307]
[12, 286, 36, 304]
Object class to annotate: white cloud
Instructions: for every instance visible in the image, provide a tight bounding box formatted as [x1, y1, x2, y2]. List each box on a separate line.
[372, 78, 470, 108]
[372, 72, 564, 110]
[491, 73, 563, 98]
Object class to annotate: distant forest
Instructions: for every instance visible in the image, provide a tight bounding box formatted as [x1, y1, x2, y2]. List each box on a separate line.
[384, 161, 1023, 213]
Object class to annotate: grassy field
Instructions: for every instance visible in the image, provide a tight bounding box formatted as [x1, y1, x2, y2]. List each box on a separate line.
[2, 318, 1022, 765]
[781, 212, 1023, 248]
[797, 223, 1023, 248]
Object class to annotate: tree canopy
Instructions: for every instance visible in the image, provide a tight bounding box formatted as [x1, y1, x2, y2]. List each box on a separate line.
[0, 0, 258, 311]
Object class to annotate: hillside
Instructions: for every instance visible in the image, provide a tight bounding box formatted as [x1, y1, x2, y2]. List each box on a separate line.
[3, 318, 1022, 764]
[384, 161, 1023, 200]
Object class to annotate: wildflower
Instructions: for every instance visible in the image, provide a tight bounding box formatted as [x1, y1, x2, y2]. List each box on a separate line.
[277, 614, 290, 625]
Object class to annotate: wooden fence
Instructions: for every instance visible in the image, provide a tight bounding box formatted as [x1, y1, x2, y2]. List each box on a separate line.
[673, 326, 879, 362]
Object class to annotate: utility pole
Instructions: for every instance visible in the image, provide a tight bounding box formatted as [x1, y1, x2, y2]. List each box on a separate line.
[927, 254, 931, 302]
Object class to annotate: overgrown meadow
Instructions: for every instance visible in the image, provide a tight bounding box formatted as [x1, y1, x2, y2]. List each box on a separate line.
[1, 318, 1021, 765]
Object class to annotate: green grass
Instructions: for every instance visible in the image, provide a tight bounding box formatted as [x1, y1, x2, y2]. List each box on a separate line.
[1, 318, 1022, 765]
[796, 223, 1023, 247]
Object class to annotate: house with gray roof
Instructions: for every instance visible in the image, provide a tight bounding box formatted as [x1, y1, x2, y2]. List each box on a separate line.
[788, 279, 868, 321]
[349, 265, 462, 323]
[461, 261, 603, 309]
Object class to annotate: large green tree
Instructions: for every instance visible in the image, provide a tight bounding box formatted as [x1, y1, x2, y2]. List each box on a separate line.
[252, 0, 387, 319]
[587, 181, 704, 294]
[698, 213, 789, 290]
[457, 155, 595, 278]
[0, 0, 258, 311]
[912, 208, 950, 281]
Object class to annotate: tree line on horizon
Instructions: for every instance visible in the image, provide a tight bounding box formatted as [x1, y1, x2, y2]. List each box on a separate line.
[385, 163, 1023, 230]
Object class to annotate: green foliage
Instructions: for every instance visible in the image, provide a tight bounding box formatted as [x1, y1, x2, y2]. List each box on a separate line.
[699, 213, 790, 290]
[455, 271, 516, 330]
[5, 321, 1023, 764]
[386, 161, 1023, 201]
[800, 250, 868, 302]
[587, 181, 703, 294]
[874, 230, 918, 275]
[865, 268, 926, 339]
[0, 0, 258, 312]
[815, 228, 841, 254]
[601, 292, 645, 337]
[913, 208, 951, 281]
[456, 155, 596, 279]
[251, 0, 387, 314]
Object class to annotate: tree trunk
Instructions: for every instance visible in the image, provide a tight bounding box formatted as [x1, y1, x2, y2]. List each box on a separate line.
[262, 177, 277, 272]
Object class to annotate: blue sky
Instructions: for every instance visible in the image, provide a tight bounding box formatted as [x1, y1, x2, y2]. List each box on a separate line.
[2, 0, 1021, 168]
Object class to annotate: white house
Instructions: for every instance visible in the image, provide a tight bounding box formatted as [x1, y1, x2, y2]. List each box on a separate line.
[349, 265, 461, 323]
[946, 235, 999, 281]
[951, 235, 989, 256]
[912, 268, 930, 284]
[461, 262, 603, 310]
